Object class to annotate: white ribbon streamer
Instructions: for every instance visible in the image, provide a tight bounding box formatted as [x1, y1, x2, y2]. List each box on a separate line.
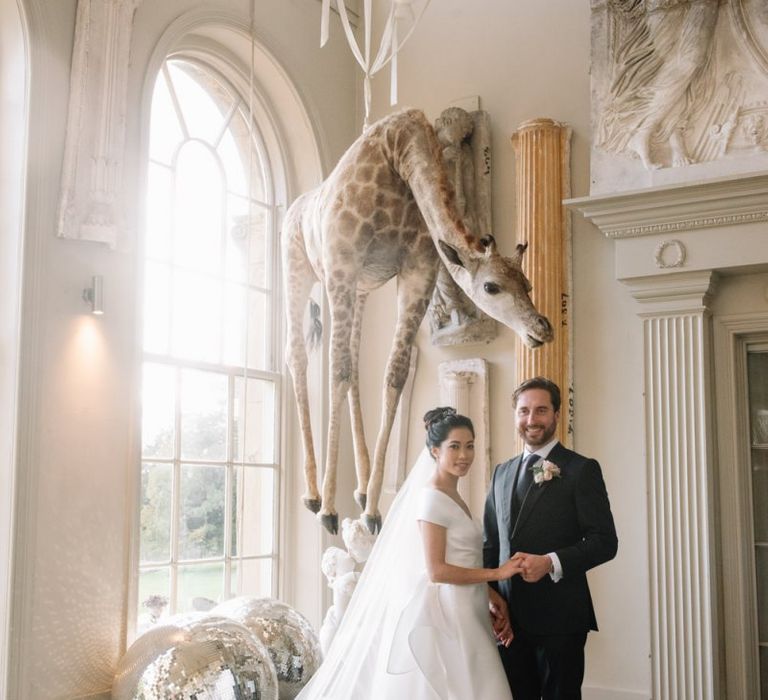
[320, 0, 433, 129]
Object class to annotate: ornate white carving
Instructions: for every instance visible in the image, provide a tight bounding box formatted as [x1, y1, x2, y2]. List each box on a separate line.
[654, 240, 686, 269]
[590, 0, 768, 193]
[429, 108, 497, 347]
[438, 359, 489, 518]
[57, 0, 141, 248]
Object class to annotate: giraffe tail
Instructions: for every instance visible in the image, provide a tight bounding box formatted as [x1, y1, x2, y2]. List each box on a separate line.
[306, 299, 323, 351]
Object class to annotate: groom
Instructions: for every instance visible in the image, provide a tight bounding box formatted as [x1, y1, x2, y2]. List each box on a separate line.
[483, 376, 618, 699]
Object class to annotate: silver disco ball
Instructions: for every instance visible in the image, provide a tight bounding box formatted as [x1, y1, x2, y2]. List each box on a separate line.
[112, 614, 279, 700]
[213, 597, 321, 699]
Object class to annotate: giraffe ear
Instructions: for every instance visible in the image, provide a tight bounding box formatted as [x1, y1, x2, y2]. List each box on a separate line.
[509, 241, 528, 267]
[438, 240, 467, 268]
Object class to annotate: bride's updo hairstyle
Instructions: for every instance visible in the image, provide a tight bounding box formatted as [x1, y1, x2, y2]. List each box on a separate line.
[423, 406, 475, 452]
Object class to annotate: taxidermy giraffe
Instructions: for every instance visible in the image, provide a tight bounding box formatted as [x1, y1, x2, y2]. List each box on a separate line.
[282, 109, 553, 534]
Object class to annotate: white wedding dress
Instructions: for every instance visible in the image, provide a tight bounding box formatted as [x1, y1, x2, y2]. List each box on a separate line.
[298, 450, 512, 700]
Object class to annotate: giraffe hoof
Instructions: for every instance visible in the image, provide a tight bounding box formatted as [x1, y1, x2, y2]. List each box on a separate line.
[303, 497, 321, 514]
[353, 490, 367, 511]
[320, 512, 339, 535]
[362, 513, 382, 534]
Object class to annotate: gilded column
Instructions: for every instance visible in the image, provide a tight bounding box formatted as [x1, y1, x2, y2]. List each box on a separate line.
[511, 119, 572, 444]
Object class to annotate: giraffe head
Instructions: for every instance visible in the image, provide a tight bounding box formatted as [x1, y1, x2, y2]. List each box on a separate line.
[437, 237, 554, 348]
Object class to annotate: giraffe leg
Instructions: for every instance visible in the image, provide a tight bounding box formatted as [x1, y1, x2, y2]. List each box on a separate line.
[348, 289, 371, 511]
[283, 236, 322, 514]
[363, 263, 437, 533]
[320, 284, 356, 534]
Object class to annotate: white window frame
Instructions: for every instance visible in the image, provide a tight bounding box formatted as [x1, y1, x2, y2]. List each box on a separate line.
[136, 53, 285, 625]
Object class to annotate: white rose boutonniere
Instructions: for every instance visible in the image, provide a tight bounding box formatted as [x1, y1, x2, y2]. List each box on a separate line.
[531, 459, 561, 485]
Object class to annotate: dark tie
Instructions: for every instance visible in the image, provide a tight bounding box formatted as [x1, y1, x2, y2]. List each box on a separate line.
[514, 453, 539, 511]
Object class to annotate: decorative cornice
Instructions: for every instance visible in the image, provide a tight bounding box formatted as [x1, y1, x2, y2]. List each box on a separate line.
[623, 270, 718, 314]
[566, 172, 768, 239]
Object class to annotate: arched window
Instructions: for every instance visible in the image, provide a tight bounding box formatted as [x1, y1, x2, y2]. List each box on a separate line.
[138, 57, 281, 627]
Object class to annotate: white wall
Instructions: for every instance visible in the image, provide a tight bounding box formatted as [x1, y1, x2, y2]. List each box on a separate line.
[9, 1, 356, 697]
[352, 2, 652, 698]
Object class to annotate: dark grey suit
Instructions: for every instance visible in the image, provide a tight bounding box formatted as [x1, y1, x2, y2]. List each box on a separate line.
[483, 442, 618, 698]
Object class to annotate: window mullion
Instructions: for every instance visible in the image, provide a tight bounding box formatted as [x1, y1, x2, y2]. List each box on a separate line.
[169, 365, 182, 614]
[224, 373, 235, 598]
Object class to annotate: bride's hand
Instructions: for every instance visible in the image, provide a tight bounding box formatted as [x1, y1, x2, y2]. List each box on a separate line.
[488, 588, 514, 647]
[498, 557, 523, 580]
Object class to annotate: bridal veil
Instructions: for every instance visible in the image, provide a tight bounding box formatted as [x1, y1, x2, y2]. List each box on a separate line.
[298, 448, 457, 699]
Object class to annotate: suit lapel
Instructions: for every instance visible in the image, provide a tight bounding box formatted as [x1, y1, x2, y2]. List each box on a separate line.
[499, 456, 521, 534]
[511, 443, 567, 537]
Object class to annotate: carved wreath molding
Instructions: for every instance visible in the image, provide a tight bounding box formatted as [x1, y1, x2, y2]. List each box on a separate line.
[654, 240, 687, 269]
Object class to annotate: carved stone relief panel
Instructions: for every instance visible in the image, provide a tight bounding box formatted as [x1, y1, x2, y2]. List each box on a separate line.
[428, 107, 497, 346]
[57, 0, 141, 248]
[590, 0, 768, 194]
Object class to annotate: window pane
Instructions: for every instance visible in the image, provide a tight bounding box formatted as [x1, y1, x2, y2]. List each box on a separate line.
[233, 467, 274, 557]
[178, 562, 224, 613]
[749, 352, 768, 446]
[149, 70, 183, 164]
[754, 447, 768, 543]
[174, 140, 223, 275]
[141, 363, 175, 459]
[168, 61, 231, 144]
[223, 282, 246, 367]
[246, 289, 269, 370]
[180, 369, 227, 461]
[140, 462, 172, 562]
[225, 198, 269, 288]
[145, 162, 173, 261]
[143, 261, 170, 354]
[219, 112, 266, 201]
[138, 567, 170, 629]
[232, 558, 272, 599]
[248, 206, 270, 289]
[172, 269, 221, 363]
[179, 464, 225, 560]
[234, 377, 275, 464]
[225, 197, 249, 285]
[757, 545, 768, 642]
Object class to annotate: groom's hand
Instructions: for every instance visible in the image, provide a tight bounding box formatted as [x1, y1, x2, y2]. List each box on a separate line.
[516, 553, 553, 583]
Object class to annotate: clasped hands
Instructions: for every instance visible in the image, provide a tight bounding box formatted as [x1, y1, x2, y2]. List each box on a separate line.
[498, 551, 551, 583]
[510, 551, 552, 583]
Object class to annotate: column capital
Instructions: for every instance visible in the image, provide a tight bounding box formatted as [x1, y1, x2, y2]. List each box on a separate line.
[622, 269, 718, 316]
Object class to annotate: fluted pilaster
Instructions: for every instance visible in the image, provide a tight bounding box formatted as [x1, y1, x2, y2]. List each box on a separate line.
[511, 119, 572, 443]
[627, 271, 719, 700]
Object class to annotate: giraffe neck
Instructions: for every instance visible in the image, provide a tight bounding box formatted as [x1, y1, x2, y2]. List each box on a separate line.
[384, 110, 480, 254]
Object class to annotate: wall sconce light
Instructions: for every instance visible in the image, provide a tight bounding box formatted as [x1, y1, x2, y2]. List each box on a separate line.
[82, 275, 104, 315]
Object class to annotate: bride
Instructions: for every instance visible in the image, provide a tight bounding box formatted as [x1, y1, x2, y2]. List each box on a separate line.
[298, 407, 520, 699]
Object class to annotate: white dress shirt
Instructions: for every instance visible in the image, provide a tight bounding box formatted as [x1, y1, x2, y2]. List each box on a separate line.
[522, 437, 563, 583]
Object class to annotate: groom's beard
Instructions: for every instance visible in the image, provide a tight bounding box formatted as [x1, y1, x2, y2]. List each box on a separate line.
[519, 419, 558, 448]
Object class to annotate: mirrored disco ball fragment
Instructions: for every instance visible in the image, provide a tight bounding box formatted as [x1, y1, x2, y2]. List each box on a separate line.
[214, 597, 321, 699]
[112, 614, 278, 700]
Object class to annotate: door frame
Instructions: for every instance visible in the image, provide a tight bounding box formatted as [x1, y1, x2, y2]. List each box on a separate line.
[714, 312, 768, 699]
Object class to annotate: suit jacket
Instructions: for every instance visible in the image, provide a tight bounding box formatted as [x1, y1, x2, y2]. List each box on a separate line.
[483, 442, 618, 635]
